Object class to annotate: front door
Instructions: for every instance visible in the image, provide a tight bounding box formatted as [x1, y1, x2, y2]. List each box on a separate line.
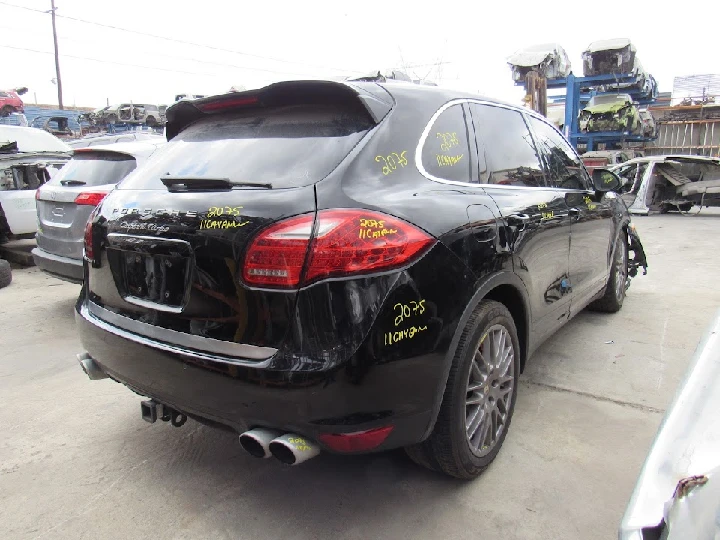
[526, 116, 614, 311]
[468, 104, 573, 345]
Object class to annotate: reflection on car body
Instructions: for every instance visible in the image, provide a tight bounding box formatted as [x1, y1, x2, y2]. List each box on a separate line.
[74, 80, 646, 478]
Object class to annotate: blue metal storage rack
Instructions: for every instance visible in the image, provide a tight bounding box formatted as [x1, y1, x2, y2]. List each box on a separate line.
[522, 72, 658, 151]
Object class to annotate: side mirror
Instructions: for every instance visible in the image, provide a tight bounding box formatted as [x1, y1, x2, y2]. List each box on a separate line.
[592, 168, 621, 192]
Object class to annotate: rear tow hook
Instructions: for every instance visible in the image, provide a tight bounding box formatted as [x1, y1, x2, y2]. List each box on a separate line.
[141, 399, 187, 427]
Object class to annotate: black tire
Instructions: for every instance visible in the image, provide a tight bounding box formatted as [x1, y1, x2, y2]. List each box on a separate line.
[589, 234, 628, 313]
[405, 300, 520, 479]
[0, 259, 12, 289]
[1, 105, 15, 118]
[145, 115, 157, 127]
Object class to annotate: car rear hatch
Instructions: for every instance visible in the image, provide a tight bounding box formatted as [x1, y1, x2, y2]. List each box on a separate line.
[36, 150, 137, 259]
[84, 81, 392, 361]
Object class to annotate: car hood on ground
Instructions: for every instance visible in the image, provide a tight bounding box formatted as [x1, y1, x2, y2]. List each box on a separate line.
[619, 310, 720, 539]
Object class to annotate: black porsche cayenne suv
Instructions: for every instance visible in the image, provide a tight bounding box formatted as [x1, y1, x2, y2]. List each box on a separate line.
[75, 80, 647, 478]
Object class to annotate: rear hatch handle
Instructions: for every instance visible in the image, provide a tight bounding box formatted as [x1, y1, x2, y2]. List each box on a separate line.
[160, 176, 273, 192]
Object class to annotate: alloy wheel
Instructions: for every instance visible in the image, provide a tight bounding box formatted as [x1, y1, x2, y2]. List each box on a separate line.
[465, 325, 515, 457]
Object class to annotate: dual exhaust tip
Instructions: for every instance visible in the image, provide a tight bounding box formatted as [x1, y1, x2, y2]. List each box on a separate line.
[239, 428, 320, 465]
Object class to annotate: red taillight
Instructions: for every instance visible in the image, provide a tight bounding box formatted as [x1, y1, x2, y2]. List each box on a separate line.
[197, 96, 259, 112]
[74, 192, 107, 206]
[242, 209, 434, 288]
[318, 426, 394, 453]
[35, 189, 41, 200]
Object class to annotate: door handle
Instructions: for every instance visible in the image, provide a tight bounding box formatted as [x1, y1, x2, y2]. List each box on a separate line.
[507, 213, 531, 227]
[568, 208, 580, 220]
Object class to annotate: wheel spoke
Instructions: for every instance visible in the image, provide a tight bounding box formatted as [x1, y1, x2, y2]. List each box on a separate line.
[466, 405, 484, 439]
[466, 392, 484, 406]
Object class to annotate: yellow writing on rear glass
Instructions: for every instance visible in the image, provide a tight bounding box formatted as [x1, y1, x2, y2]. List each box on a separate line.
[207, 206, 243, 217]
[385, 325, 428, 345]
[375, 151, 408, 176]
[537, 202, 548, 209]
[436, 154, 464, 167]
[437, 132, 460, 151]
[394, 300, 426, 326]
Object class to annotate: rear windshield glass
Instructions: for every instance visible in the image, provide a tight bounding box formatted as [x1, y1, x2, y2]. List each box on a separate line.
[48, 152, 137, 187]
[118, 105, 373, 190]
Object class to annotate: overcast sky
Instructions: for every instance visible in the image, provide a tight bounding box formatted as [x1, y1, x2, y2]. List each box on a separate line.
[1, 0, 717, 108]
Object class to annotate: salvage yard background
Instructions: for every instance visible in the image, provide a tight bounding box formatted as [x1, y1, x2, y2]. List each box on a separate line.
[1, 211, 719, 539]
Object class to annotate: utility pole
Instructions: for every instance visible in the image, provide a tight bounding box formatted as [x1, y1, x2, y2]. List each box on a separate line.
[50, 0, 63, 109]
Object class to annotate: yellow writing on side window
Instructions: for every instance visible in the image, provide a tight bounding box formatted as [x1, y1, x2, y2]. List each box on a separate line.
[436, 154, 464, 167]
[437, 132, 459, 151]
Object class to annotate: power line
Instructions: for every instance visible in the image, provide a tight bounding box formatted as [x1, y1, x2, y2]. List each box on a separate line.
[0, 44, 226, 77]
[0, 1, 365, 74]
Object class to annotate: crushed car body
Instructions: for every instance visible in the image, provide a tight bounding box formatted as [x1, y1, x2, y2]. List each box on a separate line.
[0, 126, 71, 239]
[582, 38, 640, 77]
[619, 310, 720, 540]
[579, 94, 642, 134]
[507, 43, 571, 82]
[612, 155, 720, 214]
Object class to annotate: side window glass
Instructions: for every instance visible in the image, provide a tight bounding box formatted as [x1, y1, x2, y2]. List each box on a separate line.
[470, 104, 545, 187]
[529, 117, 590, 190]
[421, 104, 471, 183]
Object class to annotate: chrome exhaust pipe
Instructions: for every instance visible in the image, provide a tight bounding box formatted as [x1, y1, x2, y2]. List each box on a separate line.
[77, 352, 108, 380]
[239, 428, 284, 458]
[269, 433, 321, 465]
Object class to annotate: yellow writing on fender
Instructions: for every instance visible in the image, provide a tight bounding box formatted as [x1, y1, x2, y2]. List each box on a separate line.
[394, 300, 426, 326]
[385, 325, 428, 345]
[200, 219, 250, 230]
[375, 151, 408, 176]
[436, 154, 464, 167]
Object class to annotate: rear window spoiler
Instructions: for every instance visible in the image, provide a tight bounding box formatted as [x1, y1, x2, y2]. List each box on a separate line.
[165, 80, 394, 140]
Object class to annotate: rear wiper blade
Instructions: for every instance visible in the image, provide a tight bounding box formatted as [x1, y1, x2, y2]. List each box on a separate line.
[61, 180, 86, 186]
[160, 176, 272, 192]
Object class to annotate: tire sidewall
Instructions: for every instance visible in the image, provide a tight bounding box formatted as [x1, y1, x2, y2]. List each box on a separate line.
[612, 235, 628, 307]
[449, 304, 520, 473]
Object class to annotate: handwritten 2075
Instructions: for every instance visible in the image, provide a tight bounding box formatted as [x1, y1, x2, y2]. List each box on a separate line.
[375, 151, 408, 176]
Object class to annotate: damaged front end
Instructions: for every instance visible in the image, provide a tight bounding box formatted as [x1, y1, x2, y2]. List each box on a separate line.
[579, 94, 642, 134]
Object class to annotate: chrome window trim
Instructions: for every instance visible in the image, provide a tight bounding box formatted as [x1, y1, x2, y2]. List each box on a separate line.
[415, 98, 590, 192]
[81, 300, 277, 365]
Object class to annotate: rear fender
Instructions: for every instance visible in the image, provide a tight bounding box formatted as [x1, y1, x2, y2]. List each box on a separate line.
[421, 271, 530, 440]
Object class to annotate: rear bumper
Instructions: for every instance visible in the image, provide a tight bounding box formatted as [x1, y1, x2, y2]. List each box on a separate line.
[75, 297, 440, 453]
[32, 247, 83, 283]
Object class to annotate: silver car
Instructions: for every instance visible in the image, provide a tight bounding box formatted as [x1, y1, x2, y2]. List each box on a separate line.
[32, 139, 165, 282]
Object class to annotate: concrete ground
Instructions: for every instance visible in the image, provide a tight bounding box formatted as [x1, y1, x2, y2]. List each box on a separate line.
[1, 211, 719, 540]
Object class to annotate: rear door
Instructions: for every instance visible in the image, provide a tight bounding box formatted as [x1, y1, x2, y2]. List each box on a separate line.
[527, 116, 614, 310]
[468, 103, 573, 343]
[86, 99, 377, 357]
[37, 151, 137, 259]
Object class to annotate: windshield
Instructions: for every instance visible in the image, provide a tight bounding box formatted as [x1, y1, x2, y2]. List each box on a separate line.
[48, 152, 137, 187]
[119, 104, 373, 190]
[589, 94, 631, 106]
[0, 127, 71, 153]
